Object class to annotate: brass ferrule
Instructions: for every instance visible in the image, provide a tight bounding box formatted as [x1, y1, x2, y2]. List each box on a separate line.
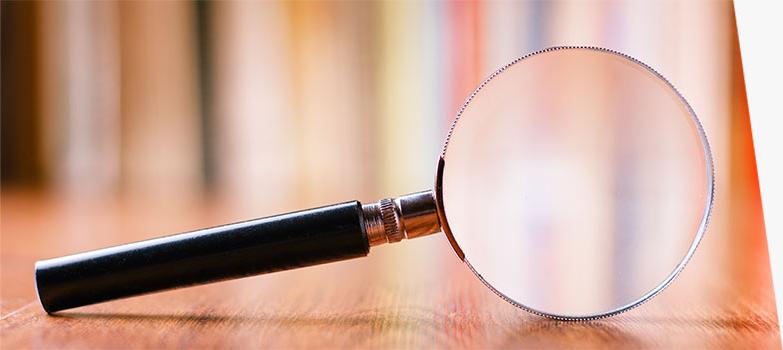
[361, 190, 441, 247]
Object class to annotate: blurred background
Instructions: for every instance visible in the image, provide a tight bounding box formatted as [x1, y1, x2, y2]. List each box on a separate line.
[0, 0, 765, 293]
[1, 1, 743, 208]
[1, 1, 777, 347]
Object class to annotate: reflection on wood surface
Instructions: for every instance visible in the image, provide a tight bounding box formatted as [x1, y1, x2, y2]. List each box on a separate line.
[0, 187, 778, 348]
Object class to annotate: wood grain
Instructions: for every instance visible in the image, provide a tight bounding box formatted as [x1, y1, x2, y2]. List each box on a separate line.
[0, 189, 779, 349]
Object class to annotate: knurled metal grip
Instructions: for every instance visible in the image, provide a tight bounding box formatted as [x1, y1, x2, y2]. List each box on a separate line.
[361, 190, 441, 247]
[379, 198, 403, 243]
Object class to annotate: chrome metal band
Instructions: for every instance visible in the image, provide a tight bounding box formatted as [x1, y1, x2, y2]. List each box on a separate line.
[361, 202, 386, 246]
[379, 198, 403, 243]
[361, 190, 441, 247]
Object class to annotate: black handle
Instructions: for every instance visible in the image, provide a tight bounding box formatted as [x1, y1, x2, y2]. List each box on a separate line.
[35, 201, 369, 313]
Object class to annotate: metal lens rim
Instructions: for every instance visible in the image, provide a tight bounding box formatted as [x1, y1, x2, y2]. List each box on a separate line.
[433, 46, 715, 321]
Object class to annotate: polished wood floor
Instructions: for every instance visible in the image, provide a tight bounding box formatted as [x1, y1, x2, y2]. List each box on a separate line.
[1, 189, 779, 349]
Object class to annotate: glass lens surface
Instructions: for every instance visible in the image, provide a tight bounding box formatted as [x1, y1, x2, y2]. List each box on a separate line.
[440, 47, 712, 319]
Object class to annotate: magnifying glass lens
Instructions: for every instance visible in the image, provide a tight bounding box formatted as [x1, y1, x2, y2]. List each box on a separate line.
[441, 48, 711, 318]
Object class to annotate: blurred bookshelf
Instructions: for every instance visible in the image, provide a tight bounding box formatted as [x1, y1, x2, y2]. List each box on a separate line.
[1, 0, 755, 292]
[2, 1, 739, 205]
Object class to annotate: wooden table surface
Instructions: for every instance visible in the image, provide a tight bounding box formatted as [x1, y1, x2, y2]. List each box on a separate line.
[1, 189, 780, 349]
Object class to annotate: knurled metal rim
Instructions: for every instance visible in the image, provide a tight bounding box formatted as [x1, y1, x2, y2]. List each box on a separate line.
[379, 198, 403, 243]
[434, 45, 715, 322]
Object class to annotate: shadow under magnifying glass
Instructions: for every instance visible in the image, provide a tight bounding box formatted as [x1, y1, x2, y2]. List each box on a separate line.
[55, 309, 647, 348]
[495, 318, 643, 348]
[55, 307, 454, 345]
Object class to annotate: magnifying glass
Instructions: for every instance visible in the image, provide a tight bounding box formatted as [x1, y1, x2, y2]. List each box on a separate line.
[35, 46, 714, 320]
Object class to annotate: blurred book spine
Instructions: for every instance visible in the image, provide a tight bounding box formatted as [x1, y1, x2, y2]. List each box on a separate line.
[38, 1, 121, 195]
[289, 2, 376, 205]
[377, 2, 444, 195]
[118, 1, 202, 200]
[445, 1, 483, 119]
[1, 1, 46, 186]
[209, 1, 297, 212]
[481, 1, 531, 72]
